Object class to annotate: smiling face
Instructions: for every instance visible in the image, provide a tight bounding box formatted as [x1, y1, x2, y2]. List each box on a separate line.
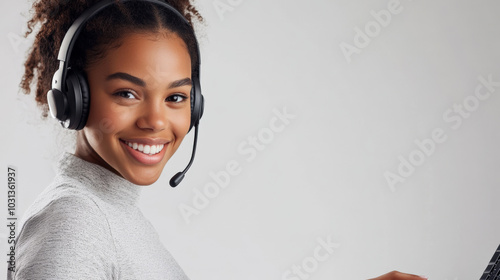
[74, 31, 192, 185]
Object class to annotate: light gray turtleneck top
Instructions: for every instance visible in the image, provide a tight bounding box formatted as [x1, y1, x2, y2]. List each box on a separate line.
[7, 152, 189, 280]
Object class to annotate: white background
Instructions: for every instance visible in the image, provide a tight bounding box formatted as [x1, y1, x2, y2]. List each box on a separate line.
[1, 0, 499, 279]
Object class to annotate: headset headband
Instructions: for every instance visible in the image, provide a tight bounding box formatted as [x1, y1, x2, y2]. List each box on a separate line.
[52, 0, 201, 92]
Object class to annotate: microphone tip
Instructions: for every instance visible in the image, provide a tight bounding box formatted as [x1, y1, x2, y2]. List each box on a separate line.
[169, 172, 185, 188]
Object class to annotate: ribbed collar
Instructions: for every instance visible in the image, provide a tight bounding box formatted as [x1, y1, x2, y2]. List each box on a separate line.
[55, 152, 142, 206]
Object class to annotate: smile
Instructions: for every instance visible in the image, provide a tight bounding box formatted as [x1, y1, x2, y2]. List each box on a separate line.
[119, 139, 169, 165]
[123, 141, 164, 155]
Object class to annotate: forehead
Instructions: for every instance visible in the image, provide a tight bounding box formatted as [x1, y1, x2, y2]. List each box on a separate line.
[88, 32, 192, 80]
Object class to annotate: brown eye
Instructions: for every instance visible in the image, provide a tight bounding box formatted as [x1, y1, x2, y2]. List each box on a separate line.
[113, 90, 136, 99]
[166, 94, 187, 103]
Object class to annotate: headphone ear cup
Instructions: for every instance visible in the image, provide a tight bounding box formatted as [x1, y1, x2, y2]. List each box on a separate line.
[74, 71, 90, 130]
[190, 87, 195, 121]
[189, 77, 204, 131]
[65, 70, 90, 130]
[189, 87, 195, 131]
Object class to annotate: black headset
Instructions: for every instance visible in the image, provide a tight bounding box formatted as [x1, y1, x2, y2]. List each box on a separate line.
[47, 0, 204, 187]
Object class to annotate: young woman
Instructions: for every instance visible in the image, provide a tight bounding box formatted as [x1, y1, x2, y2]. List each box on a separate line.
[9, 0, 428, 279]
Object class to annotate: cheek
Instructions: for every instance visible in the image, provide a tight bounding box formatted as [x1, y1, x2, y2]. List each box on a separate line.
[84, 98, 129, 146]
[171, 107, 192, 138]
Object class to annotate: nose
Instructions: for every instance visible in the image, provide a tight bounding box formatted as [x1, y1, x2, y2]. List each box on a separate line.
[136, 101, 168, 132]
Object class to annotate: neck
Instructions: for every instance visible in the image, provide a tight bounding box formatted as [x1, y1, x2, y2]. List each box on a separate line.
[74, 130, 122, 178]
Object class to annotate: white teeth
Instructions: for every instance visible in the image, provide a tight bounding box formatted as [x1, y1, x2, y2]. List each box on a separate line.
[124, 141, 165, 155]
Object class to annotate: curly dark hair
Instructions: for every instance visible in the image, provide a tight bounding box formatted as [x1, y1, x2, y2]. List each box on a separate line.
[22, 0, 203, 117]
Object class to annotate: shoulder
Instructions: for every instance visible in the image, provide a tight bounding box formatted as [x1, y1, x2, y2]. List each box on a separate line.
[19, 177, 109, 232]
[13, 194, 118, 279]
[22, 192, 109, 236]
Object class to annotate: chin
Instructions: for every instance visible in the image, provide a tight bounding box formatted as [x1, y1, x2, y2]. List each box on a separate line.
[127, 175, 160, 186]
[119, 168, 163, 186]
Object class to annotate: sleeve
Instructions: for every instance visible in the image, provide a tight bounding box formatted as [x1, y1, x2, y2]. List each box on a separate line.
[11, 195, 118, 280]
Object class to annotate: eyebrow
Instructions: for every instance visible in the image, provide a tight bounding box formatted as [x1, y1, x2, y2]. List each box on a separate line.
[106, 72, 192, 89]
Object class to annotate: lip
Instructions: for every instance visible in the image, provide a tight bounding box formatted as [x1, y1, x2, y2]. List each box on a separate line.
[119, 139, 169, 165]
[120, 138, 170, 145]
